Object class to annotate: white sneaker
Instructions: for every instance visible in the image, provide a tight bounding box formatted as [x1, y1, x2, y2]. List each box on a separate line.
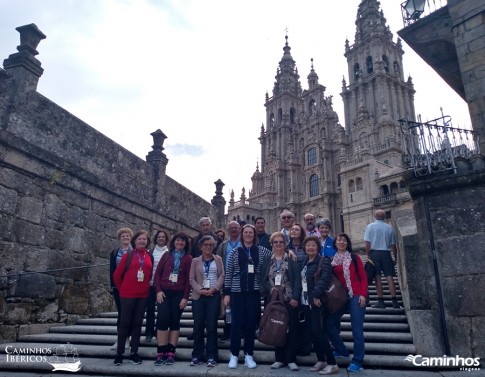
[288, 362, 299, 371]
[319, 364, 339, 375]
[125, 338, 130, 349]
[110, 341, 118, 350]
[244, 354, 257, 369]
[228, 354, 238, 369]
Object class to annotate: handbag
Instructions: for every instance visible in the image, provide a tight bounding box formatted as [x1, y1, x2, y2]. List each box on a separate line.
[324, 274, 349, 313]
[258, 289, 289, 347]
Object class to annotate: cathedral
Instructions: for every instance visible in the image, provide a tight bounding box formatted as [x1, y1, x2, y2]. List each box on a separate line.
[227, 0, 415, 249]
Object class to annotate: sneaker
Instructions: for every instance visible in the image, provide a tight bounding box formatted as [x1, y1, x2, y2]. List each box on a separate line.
[207, 359, 217, 367]
[244, 354, 257, 369]
[347, 362, 364, 372]
[372, 299, 386, 309]
[392, 298, 400, 309]
[129, 352, 142, 365]
[319, 364, 339, 375]
[270, 361, 285, 369]
[228, 354, 238, 369]
[190, 357, 202, 366]
[333, 350, 350, 359]
[111, 341, 118, 350]
[114, 353, 123, 366]
[288, 362, 299, 371]
[166, 352, 175, 365]
[154, 352, 166, 366]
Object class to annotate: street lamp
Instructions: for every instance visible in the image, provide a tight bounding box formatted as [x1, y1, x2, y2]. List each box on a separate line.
[402, 0, 426, 20]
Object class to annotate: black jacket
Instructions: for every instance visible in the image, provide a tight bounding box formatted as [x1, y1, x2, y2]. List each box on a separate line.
[260, 254, 301, 302]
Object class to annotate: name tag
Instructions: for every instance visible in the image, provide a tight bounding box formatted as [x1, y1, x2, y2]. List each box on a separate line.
[170, 273, 178, 283]
[203, 279, 210, 289]
[248, 264, 254, 274]
[137, 269, 144, 282]
[275, 273, 282, 286]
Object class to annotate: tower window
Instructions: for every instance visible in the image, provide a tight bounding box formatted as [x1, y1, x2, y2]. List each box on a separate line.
[356, 177, 363, 191]
[348, 180, 355, 193]
[308, 99, 316, 115]
[354, 63, 360, 80]
[270, 113, 275, 127]
[366, 56, 373, 74]
[278, 108, 283, 123]
[382, 55, 389, 72]
[307, 147, 317, 166]
[309, 174, 319, 197]
[290, 108, 296, 124]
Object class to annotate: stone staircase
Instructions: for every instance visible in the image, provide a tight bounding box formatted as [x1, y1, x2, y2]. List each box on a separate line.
[0, 275, 416, 376]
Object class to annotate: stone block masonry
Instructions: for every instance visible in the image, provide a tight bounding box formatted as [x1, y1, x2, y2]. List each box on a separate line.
[0, 24, 224, 342]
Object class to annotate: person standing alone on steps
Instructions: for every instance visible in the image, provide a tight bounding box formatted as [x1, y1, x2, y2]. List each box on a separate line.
[364, 210, 400, 309]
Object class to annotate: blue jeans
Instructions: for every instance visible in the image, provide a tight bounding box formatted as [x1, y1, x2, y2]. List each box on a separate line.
[192, 294, 220, 360]
[325, 296, 366, 364]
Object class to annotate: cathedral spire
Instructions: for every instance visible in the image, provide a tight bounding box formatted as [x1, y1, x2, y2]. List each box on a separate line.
[354, 0, 392, 44]
[307, 58, 319, 90]
[272, 34, 301, 97]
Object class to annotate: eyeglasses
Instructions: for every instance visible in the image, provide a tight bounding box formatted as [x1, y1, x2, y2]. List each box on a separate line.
[272, 240, 286, 244]
[281, 216, 293, 220]
[202, 243, 214, 247]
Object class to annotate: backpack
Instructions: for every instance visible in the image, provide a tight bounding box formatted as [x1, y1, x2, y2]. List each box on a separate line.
[258, 289, 289, 347]
[121, 250, 154, 282]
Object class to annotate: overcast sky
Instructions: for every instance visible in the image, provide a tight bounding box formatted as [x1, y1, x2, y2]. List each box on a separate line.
[0, 0, 470, 204]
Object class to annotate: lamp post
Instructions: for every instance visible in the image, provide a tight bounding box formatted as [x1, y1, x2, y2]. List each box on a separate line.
[401, 0, 426, 21]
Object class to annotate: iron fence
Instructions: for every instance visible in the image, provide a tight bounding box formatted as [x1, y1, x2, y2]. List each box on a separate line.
[399, 115, 480, 176]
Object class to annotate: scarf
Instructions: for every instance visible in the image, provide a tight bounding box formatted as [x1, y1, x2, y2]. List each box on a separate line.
[331, 250, 353, 297]
[172, 250, 184, 273]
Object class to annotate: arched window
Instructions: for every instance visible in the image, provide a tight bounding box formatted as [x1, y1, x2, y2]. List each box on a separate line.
[307, 147, 317, 166]
[399, 180, 406, 192]
[380, 185, 389, 196]
[308, 99, 316, 115]
[366, 56, 373, 73]
[354, 63, 360, 80]
[309, 174, 319, 197]
[382, 55, 389, 72]
[246, 214, 250, 221]
[278, 108, 283, 123]
[290, 108, 296, 124]
[348, 180, 355, 193]
[269, 113, 275, 127]
[390, 182, 399, 194]
[393, 61, 400, 76]
[356, 177, 363, 191]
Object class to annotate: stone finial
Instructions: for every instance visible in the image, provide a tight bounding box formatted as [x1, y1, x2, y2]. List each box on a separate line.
[146, 129, 169, 169]
[214, 179, 225, 195]
[3, 23, 47, 92]
[211, 179, 226, 225]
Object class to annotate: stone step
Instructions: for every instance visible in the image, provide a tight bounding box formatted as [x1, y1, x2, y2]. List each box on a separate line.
[0, 353, 419, 376]
[0, 342, 416, 365]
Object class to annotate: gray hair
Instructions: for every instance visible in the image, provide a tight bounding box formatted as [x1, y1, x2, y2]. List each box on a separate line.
[317, 218, 332, 229]
[199, 217, 212, 225]
[198, 235, 215, 246]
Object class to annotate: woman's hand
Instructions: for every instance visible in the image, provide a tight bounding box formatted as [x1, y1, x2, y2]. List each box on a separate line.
[289, 299, 298, 308]
[179, 298, 188, 310]
[288, 250, 297, 261]
[223, 295, 230, 307]
[358, 295, 366, 308]
[156, 291, 166, 304]
[313, 297, 322, 307]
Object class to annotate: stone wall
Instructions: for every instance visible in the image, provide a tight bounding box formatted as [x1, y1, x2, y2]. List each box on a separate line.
[0, 25, 222, 342]
[396, 166, 485, 359]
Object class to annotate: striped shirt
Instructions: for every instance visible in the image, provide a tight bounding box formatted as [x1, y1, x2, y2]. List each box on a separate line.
[223, 245, 271, 294]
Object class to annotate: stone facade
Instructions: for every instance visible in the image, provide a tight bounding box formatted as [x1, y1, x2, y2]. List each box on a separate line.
[227, 0, 413, 248]
[0, 24, 224, 342]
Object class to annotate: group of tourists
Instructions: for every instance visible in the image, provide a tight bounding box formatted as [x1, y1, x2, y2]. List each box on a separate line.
[109, 209, 399, 374]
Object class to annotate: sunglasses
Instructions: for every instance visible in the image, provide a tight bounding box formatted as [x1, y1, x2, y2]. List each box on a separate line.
[281, 216, 293, 220]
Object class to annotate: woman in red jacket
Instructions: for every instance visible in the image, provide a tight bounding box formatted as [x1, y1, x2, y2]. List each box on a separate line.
[325, 233, 368, 373]
[113, 230, 153, 366]
[154, 231, 193, 366]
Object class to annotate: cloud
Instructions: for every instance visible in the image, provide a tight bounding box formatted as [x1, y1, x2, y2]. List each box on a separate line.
[165, 143, 205, 157]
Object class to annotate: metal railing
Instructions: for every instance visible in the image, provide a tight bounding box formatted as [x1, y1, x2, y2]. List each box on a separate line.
[399, 115, 480, 176]
[401, 0, 447, 27]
